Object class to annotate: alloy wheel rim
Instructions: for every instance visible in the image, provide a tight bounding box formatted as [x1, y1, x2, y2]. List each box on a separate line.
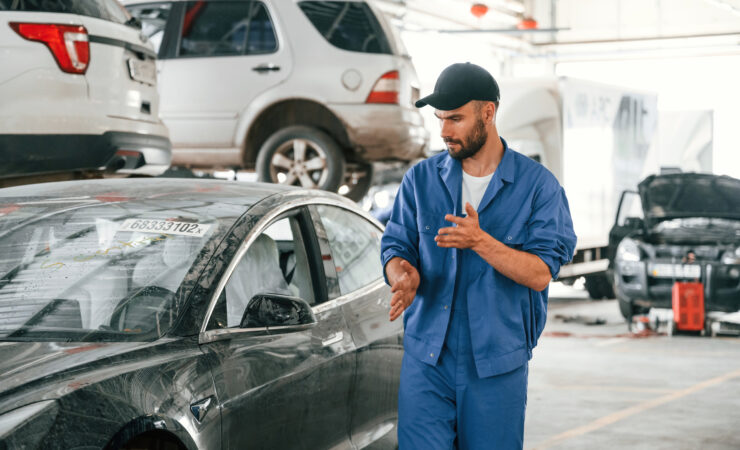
[270, 139, 329, 189]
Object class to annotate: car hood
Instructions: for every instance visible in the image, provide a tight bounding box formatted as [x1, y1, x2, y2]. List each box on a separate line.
[647, 217, 740, 246]
[639, 173, 740, 224]
[0, 339, 183, 413]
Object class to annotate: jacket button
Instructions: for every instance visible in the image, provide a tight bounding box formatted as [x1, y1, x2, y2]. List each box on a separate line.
[443, 305, 448, 310]
[430, 353, 434, 358]
[425, 226, 430, 230]
[507, 236, 513, 241]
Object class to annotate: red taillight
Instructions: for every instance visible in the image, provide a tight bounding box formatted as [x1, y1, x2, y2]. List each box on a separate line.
[9, 23, 90, 75]
[366, 70, 400, 104]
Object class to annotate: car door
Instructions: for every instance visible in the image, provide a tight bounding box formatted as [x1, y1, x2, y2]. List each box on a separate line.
[154, 0, 292, 149]
[309, 204, 403, 449]
[199, 206, 355, 449]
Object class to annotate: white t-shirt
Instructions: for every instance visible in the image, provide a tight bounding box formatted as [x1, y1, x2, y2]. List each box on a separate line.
[462, 170, 494, 212]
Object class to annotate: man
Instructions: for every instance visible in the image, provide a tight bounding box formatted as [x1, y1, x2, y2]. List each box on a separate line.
[380, 62, 577, 449]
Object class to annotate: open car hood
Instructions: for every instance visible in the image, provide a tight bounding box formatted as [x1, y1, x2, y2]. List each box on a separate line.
[638, 173, 740, 225]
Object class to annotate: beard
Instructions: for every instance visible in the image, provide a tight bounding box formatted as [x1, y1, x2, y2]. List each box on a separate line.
[445, 117, 488, 161]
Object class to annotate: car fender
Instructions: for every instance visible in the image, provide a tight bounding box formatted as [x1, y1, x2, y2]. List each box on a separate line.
[233, 88, 332, 149]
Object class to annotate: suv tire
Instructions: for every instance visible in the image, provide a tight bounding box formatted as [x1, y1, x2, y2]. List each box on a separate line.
[343, 162, 374, 202]
[257, 126, 345, 192]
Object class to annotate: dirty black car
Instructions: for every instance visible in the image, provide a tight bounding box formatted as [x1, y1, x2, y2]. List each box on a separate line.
[610, 172, 740, 319]
[0, 179, 401, 449]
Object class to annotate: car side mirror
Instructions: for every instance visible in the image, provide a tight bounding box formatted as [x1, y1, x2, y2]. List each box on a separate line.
[240, 294, 317, 330]
[624, 217, 644, 230]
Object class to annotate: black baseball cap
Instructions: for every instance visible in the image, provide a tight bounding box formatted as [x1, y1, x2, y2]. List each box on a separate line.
[415, 62, 500, 111]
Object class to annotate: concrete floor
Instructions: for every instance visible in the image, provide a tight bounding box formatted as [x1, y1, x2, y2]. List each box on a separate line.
[524, 282, 740, 450]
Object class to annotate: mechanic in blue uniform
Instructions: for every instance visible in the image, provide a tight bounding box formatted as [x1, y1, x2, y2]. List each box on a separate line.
[381, 63, 577, 449]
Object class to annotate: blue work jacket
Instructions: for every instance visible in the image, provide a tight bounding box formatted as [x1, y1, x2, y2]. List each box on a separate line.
[381, 138, 577, 378]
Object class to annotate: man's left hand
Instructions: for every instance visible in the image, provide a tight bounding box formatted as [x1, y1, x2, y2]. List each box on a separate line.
[435, 202, 486, 249]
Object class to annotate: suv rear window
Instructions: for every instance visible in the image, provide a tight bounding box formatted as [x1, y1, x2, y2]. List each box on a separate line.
[0, 0, 130, 24]
[298, 1, 391, 55]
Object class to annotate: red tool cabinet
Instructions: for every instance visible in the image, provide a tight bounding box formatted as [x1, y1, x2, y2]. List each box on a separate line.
[672, 282, 705, 331]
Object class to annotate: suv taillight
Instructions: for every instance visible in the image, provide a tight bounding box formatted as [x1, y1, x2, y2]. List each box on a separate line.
[9, 23, 90, 75]
[366, 71, 399, 104]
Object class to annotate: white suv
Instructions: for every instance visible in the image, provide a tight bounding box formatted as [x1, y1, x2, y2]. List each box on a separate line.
[124, 0, 428, 200]
[0, 0, 171, 183]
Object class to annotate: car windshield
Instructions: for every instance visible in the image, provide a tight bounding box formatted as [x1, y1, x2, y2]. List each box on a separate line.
[0, 197, 240, 342]
[641, 175, 740, 220]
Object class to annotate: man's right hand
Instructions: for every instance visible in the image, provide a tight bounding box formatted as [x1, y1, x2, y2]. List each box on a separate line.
[386, 258, 420, 322]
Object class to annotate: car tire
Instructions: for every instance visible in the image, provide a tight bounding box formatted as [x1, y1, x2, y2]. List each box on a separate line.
[342, 162, 374, 202]
[618, 295, 634, 321]
[584, 274, 615, 300]
[257, 126, 345, 193]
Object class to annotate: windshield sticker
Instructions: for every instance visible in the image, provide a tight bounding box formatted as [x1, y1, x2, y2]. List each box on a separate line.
[40, 233, 171, 270]
[119, 219, 211, 237]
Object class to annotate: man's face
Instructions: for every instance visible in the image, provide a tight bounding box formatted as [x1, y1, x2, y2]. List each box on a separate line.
[435, 102, 489, 160]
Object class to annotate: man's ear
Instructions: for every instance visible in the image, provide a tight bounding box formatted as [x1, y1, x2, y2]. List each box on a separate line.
[486, 102, 496, 123]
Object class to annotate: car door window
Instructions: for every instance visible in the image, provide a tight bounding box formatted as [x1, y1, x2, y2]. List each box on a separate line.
[179, 0, 277, 58]
[316, 205, 382, 297]
[126, 2, 172, 54]
[208, 215, 315, 329]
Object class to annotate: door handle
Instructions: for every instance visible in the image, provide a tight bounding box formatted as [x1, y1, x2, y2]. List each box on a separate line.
[322, 331, 343, 347]
[252, 64, 281, 73]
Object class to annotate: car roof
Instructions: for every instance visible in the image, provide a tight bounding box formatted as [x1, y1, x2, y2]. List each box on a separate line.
[0, 178, 296, 208]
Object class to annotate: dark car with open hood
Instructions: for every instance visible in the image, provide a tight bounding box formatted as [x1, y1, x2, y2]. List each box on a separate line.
[610, 172, 740, 320]
[0, 178, 401, 449]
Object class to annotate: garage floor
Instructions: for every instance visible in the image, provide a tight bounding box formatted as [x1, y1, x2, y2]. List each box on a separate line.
[524, 283, 740, 449]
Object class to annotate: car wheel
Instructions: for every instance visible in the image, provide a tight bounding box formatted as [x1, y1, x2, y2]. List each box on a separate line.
[342, 162, 374, 202]
[584, 274, 615, 300]
[618, 295, 634, 321]
[257, 126, 345, 192]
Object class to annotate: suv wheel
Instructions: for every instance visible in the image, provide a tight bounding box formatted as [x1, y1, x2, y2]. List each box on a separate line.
[342, 162, 374, 202]
[257, 126, 345, 192]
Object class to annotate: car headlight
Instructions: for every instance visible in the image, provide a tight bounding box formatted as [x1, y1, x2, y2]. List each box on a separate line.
[721, 247, 740, 265]
[616, 238, 641, 262]
[0, 400, 58, 446]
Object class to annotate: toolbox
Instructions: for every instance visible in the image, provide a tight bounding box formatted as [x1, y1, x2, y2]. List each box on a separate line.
[672, 282, 705, 332]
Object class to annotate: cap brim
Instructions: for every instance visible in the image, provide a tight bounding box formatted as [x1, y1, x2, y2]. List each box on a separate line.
[414, 92, 469, 110]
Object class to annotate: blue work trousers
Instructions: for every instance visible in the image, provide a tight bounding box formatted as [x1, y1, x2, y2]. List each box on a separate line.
[398, 301, 528, 449]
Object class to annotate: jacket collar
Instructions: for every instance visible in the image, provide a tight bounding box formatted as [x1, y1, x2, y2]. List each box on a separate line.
[437, 137, 516, 214]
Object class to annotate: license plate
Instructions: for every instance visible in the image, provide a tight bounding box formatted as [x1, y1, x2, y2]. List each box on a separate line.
[649, 263, 700, 279]
[127, 58, 156, 85]
[119, 219, 211, 237]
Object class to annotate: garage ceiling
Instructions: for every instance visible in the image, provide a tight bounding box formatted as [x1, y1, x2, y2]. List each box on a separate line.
[376, 0, 740, 59]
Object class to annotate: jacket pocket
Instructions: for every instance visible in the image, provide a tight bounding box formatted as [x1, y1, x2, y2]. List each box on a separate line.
[415, 211, 450, 279]
[492, 224, 528, 249]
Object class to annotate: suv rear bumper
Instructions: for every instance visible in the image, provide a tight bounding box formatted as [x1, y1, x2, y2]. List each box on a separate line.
[328, 103, 429, 162]
[0, 131, 171, 179]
